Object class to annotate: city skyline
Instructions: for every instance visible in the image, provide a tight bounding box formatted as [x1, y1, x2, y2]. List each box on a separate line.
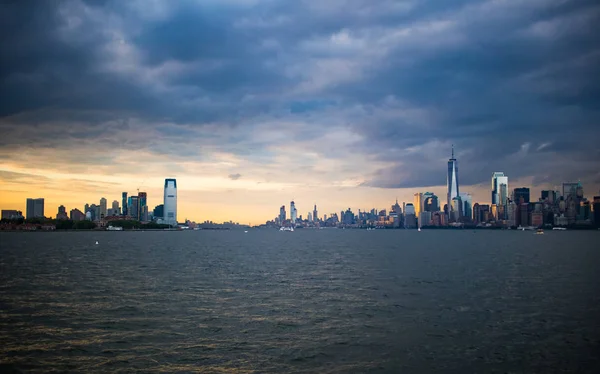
[1, 1, 599, 225]
[2, 162, 597, 226]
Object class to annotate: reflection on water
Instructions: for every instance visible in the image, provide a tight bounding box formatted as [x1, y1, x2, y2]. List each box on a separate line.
[1, 230, 599, 373]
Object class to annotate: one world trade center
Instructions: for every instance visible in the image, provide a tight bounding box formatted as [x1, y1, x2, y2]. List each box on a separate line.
[447, 146, 459, 217]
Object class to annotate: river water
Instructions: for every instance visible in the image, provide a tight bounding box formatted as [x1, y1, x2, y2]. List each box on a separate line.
[1, 230, 599, 373]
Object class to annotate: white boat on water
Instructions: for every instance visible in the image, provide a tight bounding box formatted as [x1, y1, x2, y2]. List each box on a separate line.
[552, 227, 567, 231]
[279, 226, 294, 232]
[106, 225, 123, 231]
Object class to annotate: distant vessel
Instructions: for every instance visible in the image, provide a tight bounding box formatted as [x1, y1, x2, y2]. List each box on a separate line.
[535, 229, 544, 235]
[552, 227, 567, 231]
[106, 226, 123, 231]
[279, 227, 294, 232]
[418, 227, 421, 232]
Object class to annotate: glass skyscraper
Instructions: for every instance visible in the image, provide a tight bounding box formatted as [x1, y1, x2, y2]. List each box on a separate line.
[491, 172, 509, 206]
[122, 192, 128, 216]
[164, 178, 178, 226]
[447, 146, 460, 218]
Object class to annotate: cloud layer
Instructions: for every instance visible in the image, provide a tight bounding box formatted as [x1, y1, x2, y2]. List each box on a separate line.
[1, 0, 599, 222]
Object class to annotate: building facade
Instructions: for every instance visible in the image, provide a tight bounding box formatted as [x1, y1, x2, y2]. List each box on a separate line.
[122, 192, 128, 216]
[290, 201, 297, 224]
[99, 198, 107, 219]
[513, 188, 530, 204]
[491, 172, 509, 206]
[70, 208, 86, 221]
[26, 198, 45, 219]
[1, 210, 23, 220]
[56, 205, 68, 220]
[163, 178, 178, 226]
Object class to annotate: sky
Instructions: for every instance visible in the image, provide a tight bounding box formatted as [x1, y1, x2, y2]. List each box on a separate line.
[1, 0, 599, 224]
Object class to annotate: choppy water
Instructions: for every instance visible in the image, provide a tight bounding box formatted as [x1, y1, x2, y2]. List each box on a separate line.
[1, 230, 599, 373]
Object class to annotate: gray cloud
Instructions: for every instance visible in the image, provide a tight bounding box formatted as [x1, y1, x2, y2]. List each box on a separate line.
[228, 173, 242, 180]
[1, 0, 599, 195]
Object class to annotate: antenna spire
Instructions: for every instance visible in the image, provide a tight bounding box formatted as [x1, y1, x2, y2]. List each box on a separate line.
[451, 144, 454, 159]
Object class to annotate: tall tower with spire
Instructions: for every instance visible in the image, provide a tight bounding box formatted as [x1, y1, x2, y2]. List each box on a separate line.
[313, 204, 318, 222]
[447, 145, 460, 218]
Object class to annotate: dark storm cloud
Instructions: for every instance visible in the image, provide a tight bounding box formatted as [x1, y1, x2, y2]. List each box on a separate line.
[1, 0, 599, 191]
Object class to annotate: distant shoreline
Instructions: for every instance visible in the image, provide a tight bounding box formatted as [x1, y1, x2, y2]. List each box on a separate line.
[1, 227, 597, 233]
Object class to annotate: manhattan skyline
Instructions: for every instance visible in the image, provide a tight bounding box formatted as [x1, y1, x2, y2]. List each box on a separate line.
[1, 1, 599, 225]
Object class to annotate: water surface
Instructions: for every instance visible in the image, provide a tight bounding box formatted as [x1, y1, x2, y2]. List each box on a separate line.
[1, 230, 599, 373]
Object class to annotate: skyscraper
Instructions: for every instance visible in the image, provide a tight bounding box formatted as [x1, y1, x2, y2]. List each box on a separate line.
[279, 205, 286, 223]
[99, 197, 107, 219]
[164, 178, 178, 226]
[153, 204, 164, 220]
[451, 196, 462, 222]
[491, 172, 509, 206]
[138, 192, 147, 220]
[423, 192, 439, 212]
[26, 198, 45, 219]
[513, 187, 530, 204]
[111, 200, 120, 216]
[413, 193, 423, 218]
[313, 204, 318, 222]
[129, 196, 139, 220]
[56, 205, 68, 220]
[562, 182, 579, 200]
[447, 145, 460, 218]
[122, 192, 128, 216]
[593, 196, 600, 228]
[460, 193, 473, 221]
[290, 201, 297, 224]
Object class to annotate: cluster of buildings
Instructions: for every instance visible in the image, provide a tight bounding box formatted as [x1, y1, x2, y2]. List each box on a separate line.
[267, 147, 600, 229]
[1, 178, 179, 227]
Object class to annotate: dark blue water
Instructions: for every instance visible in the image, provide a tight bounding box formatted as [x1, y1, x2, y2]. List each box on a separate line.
[1, 230, 599, 373]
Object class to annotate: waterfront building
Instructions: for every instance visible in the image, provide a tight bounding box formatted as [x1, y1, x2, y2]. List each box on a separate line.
[163, 178, 178, 226]
[1, 210, 23, 220]
[56, 205, 68, 220]
[70, 208, 85, 221]
[26, 198, 45, 219]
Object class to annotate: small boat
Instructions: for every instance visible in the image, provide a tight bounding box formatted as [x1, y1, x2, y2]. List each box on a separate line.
[535, 229, 544, 235]
[106, 225, 123, 231]
[418, 227, 421, 232]
[279, 226, 294, 232]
